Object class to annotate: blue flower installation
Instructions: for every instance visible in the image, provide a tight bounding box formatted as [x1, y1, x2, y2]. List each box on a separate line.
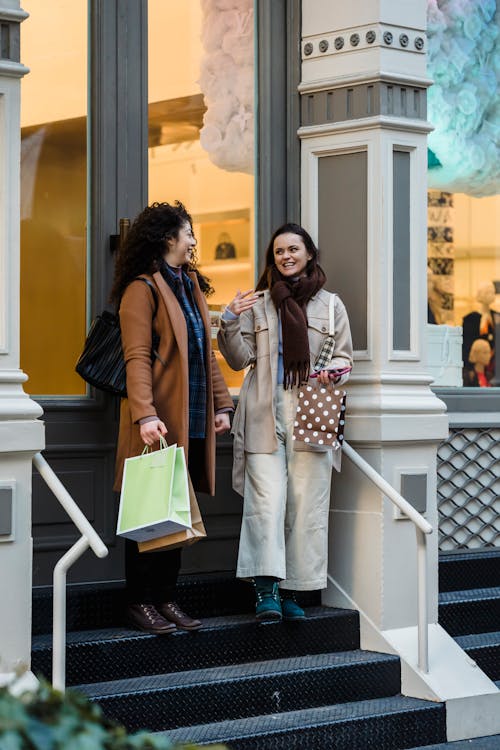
[426, 0, 500, 196]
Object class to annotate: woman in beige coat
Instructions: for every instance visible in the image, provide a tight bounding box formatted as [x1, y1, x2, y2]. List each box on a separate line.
[218, 223, 353, 622]
[111, 201, 233, 634]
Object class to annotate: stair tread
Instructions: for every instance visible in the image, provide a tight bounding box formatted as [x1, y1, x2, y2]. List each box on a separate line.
[76, 649, 399, 698]
[455, 631, 500, 649]
[32, 605, 351, 648]
[409, 736, 500, 749]
[439, 586, 500, 603]
[440, 550, 500, 564]
[156, 695, 443, 744]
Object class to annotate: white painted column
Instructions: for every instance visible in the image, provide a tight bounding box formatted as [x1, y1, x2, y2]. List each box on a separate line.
[0, 1, 44, 688]
[300, 0, 500, 740]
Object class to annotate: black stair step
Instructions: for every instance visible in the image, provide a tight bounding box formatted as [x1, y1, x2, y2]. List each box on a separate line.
[439, 587, 500, 637]
[440, 550, 500, 594]
[32, 606, 359, 686]
[32, 574, 321, 635]
[454, 631, 500, 682]
[409, 735, 500, 749]
[156, 695, 446, 750]
[77, 650, 400, 732]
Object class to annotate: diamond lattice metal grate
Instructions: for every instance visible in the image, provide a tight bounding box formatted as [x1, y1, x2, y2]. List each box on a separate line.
[437, 428, 500, 551]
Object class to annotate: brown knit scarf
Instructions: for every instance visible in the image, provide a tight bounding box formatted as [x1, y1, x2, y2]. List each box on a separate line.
[270, 265, 325, 389]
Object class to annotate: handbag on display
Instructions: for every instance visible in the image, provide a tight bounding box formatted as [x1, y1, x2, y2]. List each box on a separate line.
[293, 380, 347, 449]
[116, 437, 192, 543]
[75, 277, 159, 397]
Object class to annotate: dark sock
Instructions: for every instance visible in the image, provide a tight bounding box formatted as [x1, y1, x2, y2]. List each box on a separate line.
[254, 576, 278, 587]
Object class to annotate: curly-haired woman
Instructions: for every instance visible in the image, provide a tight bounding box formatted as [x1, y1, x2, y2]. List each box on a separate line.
[111, 201, 233, 634]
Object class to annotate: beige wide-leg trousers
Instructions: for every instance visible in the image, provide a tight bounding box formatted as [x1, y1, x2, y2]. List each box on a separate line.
[236, 387, 333, 590]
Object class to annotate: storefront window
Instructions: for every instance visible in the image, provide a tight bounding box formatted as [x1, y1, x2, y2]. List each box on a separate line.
[20, 1, 88, 396]
[427, 191, 500, 389]
[426, 1, 500, 392]
[148, 0, 255, 392]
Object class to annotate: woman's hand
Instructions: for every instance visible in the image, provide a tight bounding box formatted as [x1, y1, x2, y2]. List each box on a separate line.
[227, 289, 261, 316]
[316, 370, 332, 386]
[214, 412, 231, 435]
[140, 419, 167, 446]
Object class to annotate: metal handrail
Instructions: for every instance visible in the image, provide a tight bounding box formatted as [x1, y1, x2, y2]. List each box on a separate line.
[33, 452, 108, 692]
[341, 441, 432, 673]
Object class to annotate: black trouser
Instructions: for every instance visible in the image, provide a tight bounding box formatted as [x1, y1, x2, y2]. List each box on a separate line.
[125, 438, 205, 605]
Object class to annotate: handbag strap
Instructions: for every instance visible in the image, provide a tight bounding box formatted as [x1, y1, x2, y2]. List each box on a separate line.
[136, 276, 159, 318]
[328, 293, 336, 337]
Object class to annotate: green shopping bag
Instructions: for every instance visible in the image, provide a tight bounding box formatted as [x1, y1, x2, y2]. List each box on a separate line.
[116, 438, 192, 542]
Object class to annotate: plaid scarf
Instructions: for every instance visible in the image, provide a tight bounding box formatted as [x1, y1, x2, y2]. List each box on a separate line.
[162, 264, 207, 438]
[270, 265, 325, 389]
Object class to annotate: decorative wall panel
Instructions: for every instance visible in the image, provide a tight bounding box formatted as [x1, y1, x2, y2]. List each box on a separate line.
[437, 428, 500, 550]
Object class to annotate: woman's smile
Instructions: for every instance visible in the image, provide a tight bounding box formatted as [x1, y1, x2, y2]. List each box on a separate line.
[273, 232, 312, 278]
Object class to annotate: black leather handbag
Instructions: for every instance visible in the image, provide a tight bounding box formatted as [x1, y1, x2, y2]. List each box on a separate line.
[75, 277, 159, 397]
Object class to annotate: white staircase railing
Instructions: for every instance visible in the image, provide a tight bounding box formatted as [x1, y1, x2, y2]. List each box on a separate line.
[33, 452, 108, 692]
[341, 441, 433, 673]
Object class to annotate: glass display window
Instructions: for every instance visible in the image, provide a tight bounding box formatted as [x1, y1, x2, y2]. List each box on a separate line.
[427, 190, 500, 389]
[20, 1, 88, 396]
[148, 0, 255, 393]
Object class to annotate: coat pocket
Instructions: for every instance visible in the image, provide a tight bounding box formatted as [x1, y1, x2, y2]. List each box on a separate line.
[253, 316, 270, 358]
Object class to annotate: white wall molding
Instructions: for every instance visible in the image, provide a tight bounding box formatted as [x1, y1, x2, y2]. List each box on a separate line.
[302, 23, 427, 62]
[298, 70, 433, 94]
[299, 116, 433, 139]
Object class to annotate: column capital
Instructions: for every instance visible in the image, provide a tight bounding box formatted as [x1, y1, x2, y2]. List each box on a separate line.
[302, 1, 427, 87]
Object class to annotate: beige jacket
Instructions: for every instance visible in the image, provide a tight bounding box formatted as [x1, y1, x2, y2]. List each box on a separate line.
[217, 288, 353, 495]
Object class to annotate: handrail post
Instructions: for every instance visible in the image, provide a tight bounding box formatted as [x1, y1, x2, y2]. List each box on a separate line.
[416, 527, 429, 673]
[342, 441, 431, 673]
[52, 536, 91, 693]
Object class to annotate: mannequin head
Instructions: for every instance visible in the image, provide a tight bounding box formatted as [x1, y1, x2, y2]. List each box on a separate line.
[468, 338, 492, 367]
[476, 281, 496, 307]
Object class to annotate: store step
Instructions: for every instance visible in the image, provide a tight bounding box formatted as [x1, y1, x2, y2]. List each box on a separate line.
[439, 587, 500, 637]
[31, 606, 359, 686]
[439, 551, 500, 594]
[454, 631, 500, 683]
[409, 735, 500, 750]
[33, 574, 320, 635]
[156, 695, 446, 750]
[77, 650, 400, 732]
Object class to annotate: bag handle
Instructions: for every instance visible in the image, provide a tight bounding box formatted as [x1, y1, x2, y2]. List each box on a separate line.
[141, 435, 168, 454]
[136, 277, 159, 318]
[328, 294, 336, 337]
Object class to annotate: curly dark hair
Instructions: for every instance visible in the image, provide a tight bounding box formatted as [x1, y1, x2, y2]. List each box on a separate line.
[255, 222, 326, 291]
[110, 201, 213, 304]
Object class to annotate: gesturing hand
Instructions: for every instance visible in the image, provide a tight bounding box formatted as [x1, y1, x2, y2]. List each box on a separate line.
[227, 289, 261, 316]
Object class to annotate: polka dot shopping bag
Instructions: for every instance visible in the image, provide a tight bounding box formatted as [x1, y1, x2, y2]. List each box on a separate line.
[293, 380, 346, 448]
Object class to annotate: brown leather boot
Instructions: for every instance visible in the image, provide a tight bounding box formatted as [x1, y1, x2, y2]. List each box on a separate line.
[127, 603, 176, 634]
[158, 601, 202, 631]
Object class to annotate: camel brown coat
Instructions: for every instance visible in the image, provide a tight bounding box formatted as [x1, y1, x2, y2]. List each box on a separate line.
[113, 270, 233, 494]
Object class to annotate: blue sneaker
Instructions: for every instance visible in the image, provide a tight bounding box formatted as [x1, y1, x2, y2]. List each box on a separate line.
[254, 579, 282, 621]
[280, 591, 306, 621]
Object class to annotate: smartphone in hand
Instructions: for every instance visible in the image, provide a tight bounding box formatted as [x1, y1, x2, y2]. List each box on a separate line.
[310, 366, 352, 379]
